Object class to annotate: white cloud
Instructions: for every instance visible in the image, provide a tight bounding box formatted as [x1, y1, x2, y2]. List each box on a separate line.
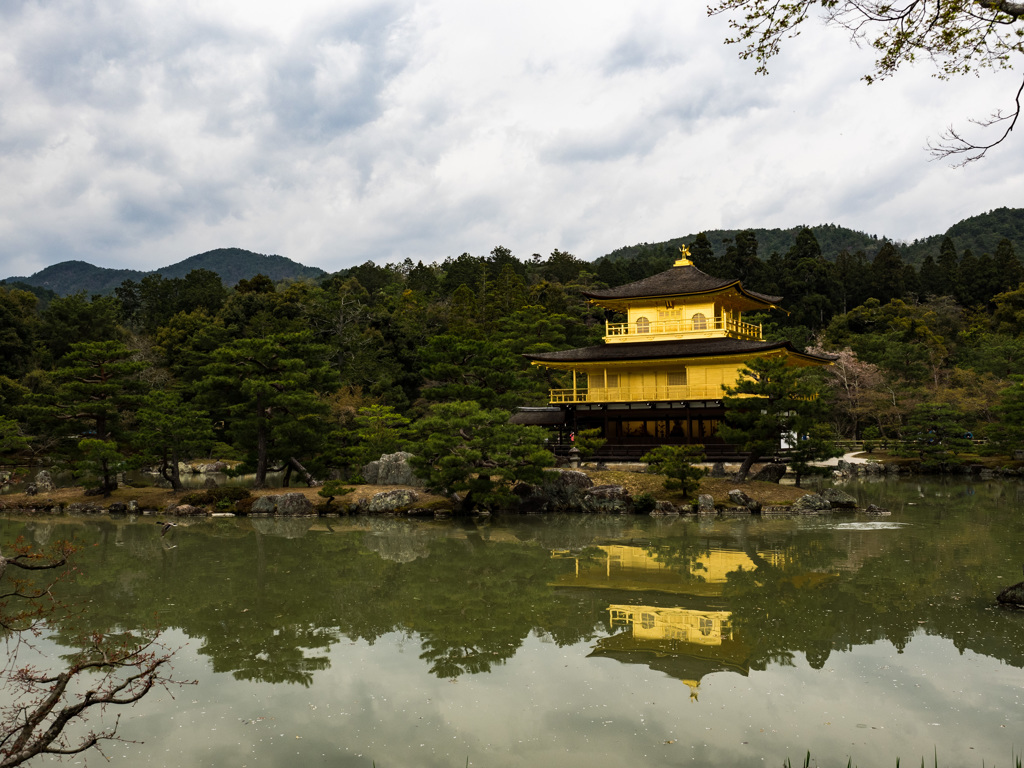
[0, 0, 1020, 277]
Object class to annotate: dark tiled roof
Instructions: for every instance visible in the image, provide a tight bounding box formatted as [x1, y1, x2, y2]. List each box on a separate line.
[583, 264, 783, 304]
[523, 337, 837, 364]
[509, 407, 566, 425]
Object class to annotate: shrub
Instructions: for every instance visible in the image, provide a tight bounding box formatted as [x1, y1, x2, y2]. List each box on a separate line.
[641, 445, 707, 498]
[179, 486, 251, 506]
[633, 492, 657, 515]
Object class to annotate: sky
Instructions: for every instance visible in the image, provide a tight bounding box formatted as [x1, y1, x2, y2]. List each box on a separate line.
[1, 0, 1022, 278]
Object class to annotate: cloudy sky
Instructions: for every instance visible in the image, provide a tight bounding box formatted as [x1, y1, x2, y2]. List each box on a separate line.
[1, 0, 1022, 278]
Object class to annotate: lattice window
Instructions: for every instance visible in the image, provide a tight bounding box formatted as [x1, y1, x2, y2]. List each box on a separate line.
[636, 316, 650, 333]
[667, 371, 686, 386]
[691, 312, 707, 330]
[606, 374, 619, 388]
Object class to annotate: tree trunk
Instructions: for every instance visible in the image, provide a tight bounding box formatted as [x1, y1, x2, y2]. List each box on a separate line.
[255, 397, 268, 489]
[288, 456, 320, 487]
[170, 450, 182, 492]
[100, 458, 113, 497]
[735, 451, 762, 482]
[160, 447, 184, 492]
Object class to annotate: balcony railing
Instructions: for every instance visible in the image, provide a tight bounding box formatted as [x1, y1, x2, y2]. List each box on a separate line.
[605, 317, 761, 341]
[549, 385, 726, 404]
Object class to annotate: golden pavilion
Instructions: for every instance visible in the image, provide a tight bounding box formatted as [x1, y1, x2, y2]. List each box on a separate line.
[520, 246, 834, 457]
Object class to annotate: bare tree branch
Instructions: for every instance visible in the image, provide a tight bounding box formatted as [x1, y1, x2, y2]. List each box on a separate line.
[0, 542, 191, 767]
[928, 73, 1024, 164]
[709, 0, 1024, 161]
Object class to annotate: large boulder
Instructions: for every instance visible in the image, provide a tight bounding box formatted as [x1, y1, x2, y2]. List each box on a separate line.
[651, 500, 681, 516]
[66, 502, 104, 515]
[250, 493, 314, 516]
[864, 503, 891, 516]
[822, 487, 857, 508]
[710, 462, 727, 478]
[362, 452, 424, 487]
[790, 494, 832, 513]
[34, 470, 55, 492]
[583, 485, 632, 514]
[167, 503, 206, 516]
[761, 505, 799, 516]
[697, 494, 716, 516]
[518, 470, 597, 513]
[751, 463, 787, 483]
[997, 578, 1024, 607]
[362, 489, 420, 514]
[250, 496, 277, 514]
[728, 489, 761, 513]
[546, 469, 594, 490]
[196, 461, 228, 474]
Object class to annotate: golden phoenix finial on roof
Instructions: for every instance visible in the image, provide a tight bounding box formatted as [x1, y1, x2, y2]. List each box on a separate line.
[675, 244, 693, 267]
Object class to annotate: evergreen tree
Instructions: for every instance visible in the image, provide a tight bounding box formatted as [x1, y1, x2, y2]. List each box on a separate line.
[38, 293, 121, 363]
[956, 249, 982, 306]
[918, 254, 943, 298]
[986, 376, 1024, 454]
[936, 236, 960, 295]
[992, 238, 1023, 294]
[410, 400, 552, 512]
[780, 228, 838, 330]
[896, 402, 972, 468]
[199, 332, 336, 487]
[540, 249, 586, 284]
[688, 233, 716, 272]
[868, 242, 907, 303]
[833, 249, 871, 314]
[0, 286, 39, 378]
[348, 405, 412, 469]
[39, 341, 147, 492]
[718, 356, 830, 481]
[134, 390, 215, 491]
[641, 445, 706, 497]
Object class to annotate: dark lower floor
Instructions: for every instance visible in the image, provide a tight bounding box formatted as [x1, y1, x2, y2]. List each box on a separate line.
[513, 401, 745, 460]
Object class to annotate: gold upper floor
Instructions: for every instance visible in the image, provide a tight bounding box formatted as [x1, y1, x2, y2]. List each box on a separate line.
[604, 298, 762, 343]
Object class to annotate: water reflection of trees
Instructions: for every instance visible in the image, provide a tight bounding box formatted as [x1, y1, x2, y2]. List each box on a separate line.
[5, 491, 1024, 687]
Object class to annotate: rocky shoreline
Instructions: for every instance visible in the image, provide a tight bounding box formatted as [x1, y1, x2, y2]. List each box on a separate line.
[0, 467, 892, 519]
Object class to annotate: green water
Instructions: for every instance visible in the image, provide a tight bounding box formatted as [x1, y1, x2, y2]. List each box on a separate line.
[3, 478, 1024, 767]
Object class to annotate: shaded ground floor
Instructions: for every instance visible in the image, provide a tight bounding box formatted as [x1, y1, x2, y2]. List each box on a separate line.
[513, 401, 744, 460]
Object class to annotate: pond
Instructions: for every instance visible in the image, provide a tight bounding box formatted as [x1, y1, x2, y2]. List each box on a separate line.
[3, 477, 1024, 768]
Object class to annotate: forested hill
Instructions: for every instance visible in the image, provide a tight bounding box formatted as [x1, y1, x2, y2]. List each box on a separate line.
[601, 208, 1024, 267]
[3, 248, 325, 296]
[601, 224, 883, 266]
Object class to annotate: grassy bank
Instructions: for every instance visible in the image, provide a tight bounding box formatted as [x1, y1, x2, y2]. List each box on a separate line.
[0, 467, 810, 514]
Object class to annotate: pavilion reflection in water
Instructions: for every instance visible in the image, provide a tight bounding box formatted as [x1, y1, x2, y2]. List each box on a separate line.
[552, 544, 785, 699]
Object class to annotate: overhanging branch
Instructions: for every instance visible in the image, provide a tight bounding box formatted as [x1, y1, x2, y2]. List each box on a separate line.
[928, 72, 1024, 164]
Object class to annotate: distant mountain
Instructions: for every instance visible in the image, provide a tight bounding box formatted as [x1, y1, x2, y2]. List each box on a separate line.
[600, 224, 884, 265]
[598, 209, 1024, 267]
[153, 248, 326, 285]
[2, 248, 326, 296]
[900, 208, 1024, 265]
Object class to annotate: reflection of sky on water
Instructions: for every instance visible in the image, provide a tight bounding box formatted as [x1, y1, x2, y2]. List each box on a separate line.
[7, 478, 1024, 767]
[88, 628, 1023, 768]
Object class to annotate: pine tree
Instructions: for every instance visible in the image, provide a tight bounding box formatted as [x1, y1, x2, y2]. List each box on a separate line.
[199, 332, 336, 487]
[718, 356, 830, 481]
